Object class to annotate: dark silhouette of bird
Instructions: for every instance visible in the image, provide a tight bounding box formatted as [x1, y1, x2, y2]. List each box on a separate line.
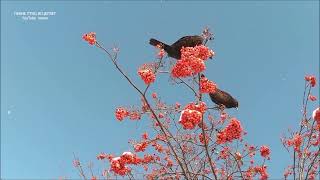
[200, 74, 238, 109]
[149, 35, 204, 59]
[209, 89, 239, 109]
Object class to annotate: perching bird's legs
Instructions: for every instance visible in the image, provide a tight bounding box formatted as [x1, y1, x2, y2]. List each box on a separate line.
[218, 104, 226, 111]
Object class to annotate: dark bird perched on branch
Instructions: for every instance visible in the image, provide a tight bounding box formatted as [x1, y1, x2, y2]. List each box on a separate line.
[200, 74, 238, 109]
[149, 35, 205, 59]
[209, 89, 239, 109]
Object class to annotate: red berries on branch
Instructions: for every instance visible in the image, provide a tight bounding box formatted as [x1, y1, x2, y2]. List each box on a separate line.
[305, 75, 316, 87]
[216, 118, 243, 144]
[171, 45, 214, 78]
[82, 32, 96, 45]
[138, 64, 156, 85]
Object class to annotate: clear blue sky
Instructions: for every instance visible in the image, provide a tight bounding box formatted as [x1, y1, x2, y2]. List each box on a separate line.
[1, 1, 319, 179]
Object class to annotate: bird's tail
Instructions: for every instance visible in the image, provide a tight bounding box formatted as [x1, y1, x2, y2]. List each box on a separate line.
[149, 38, 171, 51]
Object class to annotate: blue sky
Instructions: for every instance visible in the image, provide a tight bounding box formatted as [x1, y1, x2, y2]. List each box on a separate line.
[1, 1, 319, 179]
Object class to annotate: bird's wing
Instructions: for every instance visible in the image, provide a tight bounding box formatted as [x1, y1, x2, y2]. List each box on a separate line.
[171, 35, 204, 50]
[210, 89, 234, 105]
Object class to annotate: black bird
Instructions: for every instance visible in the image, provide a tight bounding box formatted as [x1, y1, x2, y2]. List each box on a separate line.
[149, 35, 204, 59]
[209, 89, 239, 109]
[200, 74, 238, 109]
